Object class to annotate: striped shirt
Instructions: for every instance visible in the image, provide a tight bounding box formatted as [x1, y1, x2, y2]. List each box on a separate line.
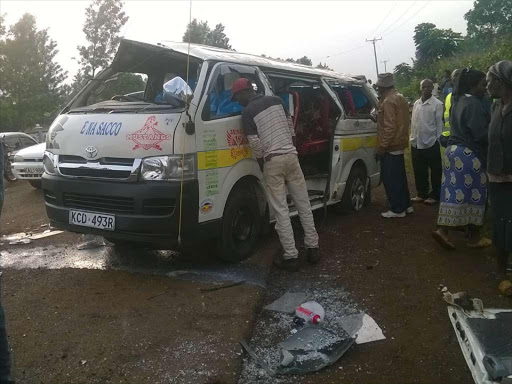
[241, 94, 297, 159]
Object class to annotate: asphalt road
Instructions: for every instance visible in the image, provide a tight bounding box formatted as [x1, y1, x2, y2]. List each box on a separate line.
[0, 179, 510, 384]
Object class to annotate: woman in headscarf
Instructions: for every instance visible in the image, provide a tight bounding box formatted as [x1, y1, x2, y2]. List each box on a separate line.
[432, 69, 491, 249]
[486, 60, 512, 282]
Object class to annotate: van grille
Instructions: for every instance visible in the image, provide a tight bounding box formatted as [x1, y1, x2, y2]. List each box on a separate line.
[62, 193, 175, 216]
[59, 168, 132, 179]
[63, 193, 135, 214]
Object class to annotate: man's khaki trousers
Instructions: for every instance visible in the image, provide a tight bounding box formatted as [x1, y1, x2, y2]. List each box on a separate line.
[263, 154, 319, 259]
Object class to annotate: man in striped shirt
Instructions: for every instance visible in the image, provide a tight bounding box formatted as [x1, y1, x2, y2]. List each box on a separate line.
[232, 78, 319, 272]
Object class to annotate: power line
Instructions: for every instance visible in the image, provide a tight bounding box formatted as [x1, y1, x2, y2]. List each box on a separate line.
[369, 0, 399, 38]
[379, 1, 418, 36]
[383, 1, 432, 37]
[312, 44, 368, 61]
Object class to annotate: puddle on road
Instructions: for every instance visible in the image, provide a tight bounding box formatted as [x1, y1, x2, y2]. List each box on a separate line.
[0, 245, 267, 287]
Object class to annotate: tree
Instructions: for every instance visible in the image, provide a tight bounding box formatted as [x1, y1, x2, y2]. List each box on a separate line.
[182, 19, 232, 49]
[77, 0, 128, 79]
[183, 19, 210, 45]
[0, 13, 67, 131]
[393, 62, 414, 88]
[316, 62, 332, 70]
[296, 56, 313, 66]
[206, 23, 231, 49]
[465, 0, 512, 49]
[413, 23, 463, 68]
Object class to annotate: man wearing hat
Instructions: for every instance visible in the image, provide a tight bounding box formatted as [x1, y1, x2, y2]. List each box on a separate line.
[375, 73, 412, 218]
[231, 78, 320, 272]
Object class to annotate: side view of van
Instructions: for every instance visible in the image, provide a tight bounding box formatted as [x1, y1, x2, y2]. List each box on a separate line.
[42, 39, 380, 261]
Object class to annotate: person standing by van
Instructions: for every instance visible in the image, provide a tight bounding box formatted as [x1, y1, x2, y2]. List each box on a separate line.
[375, 73, 412, 218]
[231, 78, 320, 272]
[410, 79, 444, 205]
[486, 60, 512, 282]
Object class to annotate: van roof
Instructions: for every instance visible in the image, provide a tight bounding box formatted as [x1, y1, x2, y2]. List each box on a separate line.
[116, 39, 364, 84]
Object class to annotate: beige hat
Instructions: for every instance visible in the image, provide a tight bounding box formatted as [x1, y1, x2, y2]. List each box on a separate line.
[376, 73, 395, 87]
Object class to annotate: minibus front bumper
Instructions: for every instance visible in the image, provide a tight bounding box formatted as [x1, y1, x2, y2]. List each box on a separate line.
[42, 174, 218, 248]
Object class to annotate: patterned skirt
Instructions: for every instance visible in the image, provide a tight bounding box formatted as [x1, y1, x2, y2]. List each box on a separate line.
[437, 145, 487, 227]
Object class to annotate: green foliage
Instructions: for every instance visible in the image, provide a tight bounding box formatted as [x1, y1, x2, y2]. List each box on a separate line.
[0, 13, 67, 132]
[316, 62, 332, 70]
[89, 73, 145, 104]
[77, 0, 128, 79]
[182, 19, 232, 49]
[414, 23, 463, 68]
[465, 0, 512, 49]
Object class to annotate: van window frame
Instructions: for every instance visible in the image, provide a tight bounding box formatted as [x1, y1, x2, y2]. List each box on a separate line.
[200, 62, 267, 122]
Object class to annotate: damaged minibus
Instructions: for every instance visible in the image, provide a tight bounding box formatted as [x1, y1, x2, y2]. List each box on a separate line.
[43, 39, 380, 261]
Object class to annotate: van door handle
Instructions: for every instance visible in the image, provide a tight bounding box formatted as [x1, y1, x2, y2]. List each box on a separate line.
[334, 145, 339, 151]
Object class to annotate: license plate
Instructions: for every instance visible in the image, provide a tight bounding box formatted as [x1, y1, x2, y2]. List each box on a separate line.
[69, 210, 115, 231]
[24, 168, 43, 174]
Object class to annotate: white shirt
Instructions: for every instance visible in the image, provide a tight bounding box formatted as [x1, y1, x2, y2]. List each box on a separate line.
[410, 96, 444, 149]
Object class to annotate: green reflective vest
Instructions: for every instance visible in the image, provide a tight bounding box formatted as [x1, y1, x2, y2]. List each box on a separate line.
[443, 93, 452, 137]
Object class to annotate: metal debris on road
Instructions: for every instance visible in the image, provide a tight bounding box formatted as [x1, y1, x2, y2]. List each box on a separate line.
[9, 238, 31, 245]
[263, 292, 308, 314]
[76, 234, 107, 250]
[240, 340, 276, 377]
[29, 230, 64, 240]
[276, 326, 355, 375]
[199, 280, 246, 293]
[337, 313, 386, 344]
[445, 292, 512, 384]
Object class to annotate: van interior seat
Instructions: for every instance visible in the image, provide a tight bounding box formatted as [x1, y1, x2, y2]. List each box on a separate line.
[296, 92, 331, 156]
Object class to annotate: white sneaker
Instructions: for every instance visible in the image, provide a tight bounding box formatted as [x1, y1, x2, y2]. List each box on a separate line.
[424, 198, 439, 205]
[406, 206, 414, 214]
[381, 210, 406, 218]
[411, 196, 425, 203]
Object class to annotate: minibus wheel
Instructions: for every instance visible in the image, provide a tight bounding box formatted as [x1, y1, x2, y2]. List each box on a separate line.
[217, 184, 261, 262]
[340, 165, 367, 212]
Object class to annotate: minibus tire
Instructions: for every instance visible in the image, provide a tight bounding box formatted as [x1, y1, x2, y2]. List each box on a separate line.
[29, 180, 42, 189]
[340, 165, 367, 212]
[217, 186, 261, 262]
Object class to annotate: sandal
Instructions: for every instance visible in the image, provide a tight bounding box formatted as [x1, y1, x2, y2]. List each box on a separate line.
[432, 230, 456, 250]
[466, 237, 492, 248]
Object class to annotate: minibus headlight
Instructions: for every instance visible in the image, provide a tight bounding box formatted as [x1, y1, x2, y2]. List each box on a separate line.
[43, 151, 56, 175]
[141, 154, 196, 181]
[13, 155, 24, 163]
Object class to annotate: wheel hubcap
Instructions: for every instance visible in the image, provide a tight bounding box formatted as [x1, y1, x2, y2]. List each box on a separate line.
[351, 178, 365, 211]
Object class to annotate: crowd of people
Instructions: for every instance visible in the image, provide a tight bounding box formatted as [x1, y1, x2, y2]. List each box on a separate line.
[374, 60, 512, 291]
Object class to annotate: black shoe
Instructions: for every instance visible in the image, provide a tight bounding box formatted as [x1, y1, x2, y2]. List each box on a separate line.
[273, 256, 299, 272]
[306, 248, 321, 264]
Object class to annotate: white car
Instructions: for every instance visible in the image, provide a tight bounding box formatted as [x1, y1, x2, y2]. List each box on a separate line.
[12, 142, 45, 189]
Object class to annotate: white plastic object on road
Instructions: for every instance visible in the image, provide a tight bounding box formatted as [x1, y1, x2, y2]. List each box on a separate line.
[295, 301, 325, 325]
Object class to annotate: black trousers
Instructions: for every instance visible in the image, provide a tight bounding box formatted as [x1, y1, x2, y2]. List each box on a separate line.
[411, 142, 442, 200]
[381, 153, 411, 213]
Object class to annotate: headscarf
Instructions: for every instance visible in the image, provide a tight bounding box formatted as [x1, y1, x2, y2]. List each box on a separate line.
[488, 60, 512, 88]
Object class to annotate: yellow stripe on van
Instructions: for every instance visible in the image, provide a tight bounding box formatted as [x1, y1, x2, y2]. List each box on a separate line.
[198, 147, 252, 170]
[365, 136, 377, 148]
[340, 137, 364, 151]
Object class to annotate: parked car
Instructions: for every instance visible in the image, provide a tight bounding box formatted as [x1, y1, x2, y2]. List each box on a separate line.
[0, 132, 39, 182]
[12, 142, 45, 189]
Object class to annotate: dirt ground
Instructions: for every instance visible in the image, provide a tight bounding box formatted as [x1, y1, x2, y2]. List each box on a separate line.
[1, 178, 511, 384]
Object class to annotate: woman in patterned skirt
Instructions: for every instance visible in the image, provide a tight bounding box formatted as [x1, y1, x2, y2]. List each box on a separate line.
[486, 60, 512, 280]
[432, 69, 491, 249]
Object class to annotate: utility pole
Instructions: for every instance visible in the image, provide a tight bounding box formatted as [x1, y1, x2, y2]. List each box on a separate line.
[366, 37, 382, 78]
[380, 59, 389, 72]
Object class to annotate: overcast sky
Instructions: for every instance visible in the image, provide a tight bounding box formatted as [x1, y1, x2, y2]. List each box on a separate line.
[2, 0, 473, 83]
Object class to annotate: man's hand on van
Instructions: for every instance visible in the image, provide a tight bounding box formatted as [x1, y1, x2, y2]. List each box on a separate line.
[257, 158, 264, 173]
